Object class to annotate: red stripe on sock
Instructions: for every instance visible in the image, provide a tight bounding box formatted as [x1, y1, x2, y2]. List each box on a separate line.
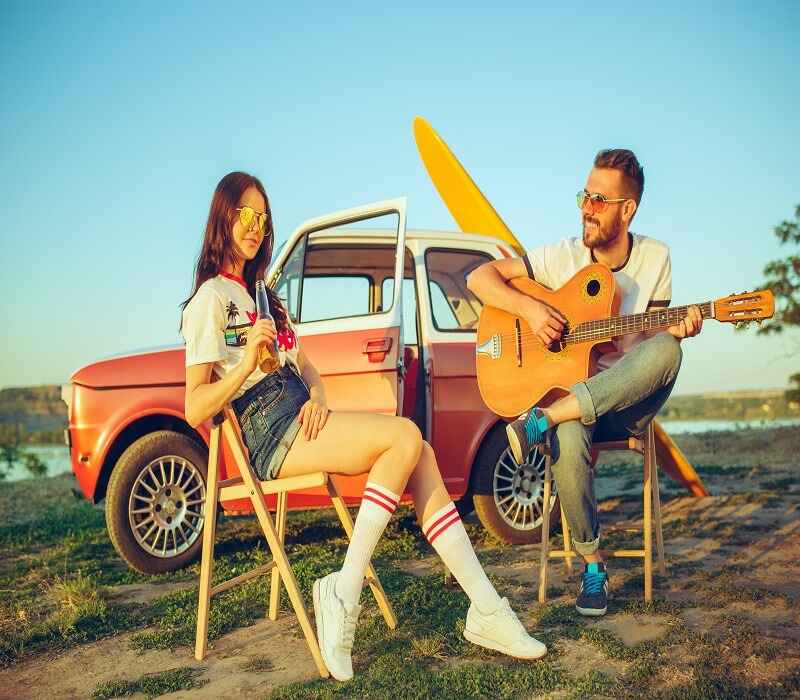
[363, 486, 398, 509]
[361, 494, 396, 514]
[427, 512, 461, 544]
[424, 506, 458, 539]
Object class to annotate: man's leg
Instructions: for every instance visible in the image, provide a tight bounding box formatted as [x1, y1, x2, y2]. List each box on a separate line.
[508, 333, 682, 463]
[548, 420, 610, 616]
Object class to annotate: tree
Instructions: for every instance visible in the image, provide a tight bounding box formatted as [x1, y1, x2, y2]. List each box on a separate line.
[753, 203, 800, 401]
[0, 423, 24, 480]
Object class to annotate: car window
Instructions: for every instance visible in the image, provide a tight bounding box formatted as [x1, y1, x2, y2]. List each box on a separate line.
[300, 276, 370, 323]
[424, 249, 493, 331]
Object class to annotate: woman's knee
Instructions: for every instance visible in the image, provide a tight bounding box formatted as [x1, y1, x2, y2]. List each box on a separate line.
[394, 417, 423, 468]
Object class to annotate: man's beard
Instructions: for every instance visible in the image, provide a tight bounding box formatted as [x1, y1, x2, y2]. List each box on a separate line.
[582, 210, 623, 251]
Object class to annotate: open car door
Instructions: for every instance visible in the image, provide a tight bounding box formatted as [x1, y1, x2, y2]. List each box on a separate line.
[266, 198, 408, 504]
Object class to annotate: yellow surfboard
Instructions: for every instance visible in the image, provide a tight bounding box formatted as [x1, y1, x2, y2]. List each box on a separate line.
[412, 115, 709, 497]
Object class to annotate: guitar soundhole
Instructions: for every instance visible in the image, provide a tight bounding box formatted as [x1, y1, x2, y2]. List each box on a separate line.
[586, 279, 601, 297]
[547, 339, 566, 354]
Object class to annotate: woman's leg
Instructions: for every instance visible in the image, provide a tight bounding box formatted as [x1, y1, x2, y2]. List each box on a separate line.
[281, 412, 424, 680]
[282, 412, 422, 605]
[406, 441, 501, 613]
[280, 411, 422, 494]
[406, 441, 547, 659]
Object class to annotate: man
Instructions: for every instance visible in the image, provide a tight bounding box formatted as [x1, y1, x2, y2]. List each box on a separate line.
[466, 149, 702, 616]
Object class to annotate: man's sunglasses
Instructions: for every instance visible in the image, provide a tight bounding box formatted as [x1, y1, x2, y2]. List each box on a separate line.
[576, 189, 628, 214]
[236, 206, 269, 234]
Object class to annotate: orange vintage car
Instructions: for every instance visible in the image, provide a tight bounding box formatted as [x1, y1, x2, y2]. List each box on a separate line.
[62, 200, 567, 572]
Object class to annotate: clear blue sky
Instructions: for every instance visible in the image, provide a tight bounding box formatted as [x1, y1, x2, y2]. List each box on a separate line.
[1, 1, 798, 395]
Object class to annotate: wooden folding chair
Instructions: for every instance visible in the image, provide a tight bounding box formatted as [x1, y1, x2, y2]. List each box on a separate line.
[538, 421, 666, 603]
[194, 406, 398, 677]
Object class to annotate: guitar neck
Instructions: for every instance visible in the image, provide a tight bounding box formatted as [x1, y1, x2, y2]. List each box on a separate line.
[565, 301, 714, 346]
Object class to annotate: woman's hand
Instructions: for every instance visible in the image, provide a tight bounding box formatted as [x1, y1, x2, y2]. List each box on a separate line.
[523, 299, 567, 347]
[242, 319, 277, 374]
[298, 395, 329, 440]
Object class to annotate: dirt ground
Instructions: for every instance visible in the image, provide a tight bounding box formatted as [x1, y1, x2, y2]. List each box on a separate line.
[1, 426, 798, 699]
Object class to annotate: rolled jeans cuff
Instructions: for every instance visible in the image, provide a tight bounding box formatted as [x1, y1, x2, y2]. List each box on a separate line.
[571, 381, 597, 426]
[572, 536, 600, 556]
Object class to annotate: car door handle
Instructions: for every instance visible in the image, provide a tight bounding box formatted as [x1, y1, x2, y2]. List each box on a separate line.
[362, 337, 393, 363]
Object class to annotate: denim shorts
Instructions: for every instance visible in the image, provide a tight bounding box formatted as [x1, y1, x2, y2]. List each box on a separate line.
[231, 364, 310, 481]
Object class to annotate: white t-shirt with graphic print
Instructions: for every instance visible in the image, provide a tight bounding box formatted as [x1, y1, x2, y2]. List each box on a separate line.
[525, 233, 671, 370]
[181, 273, 301, 399]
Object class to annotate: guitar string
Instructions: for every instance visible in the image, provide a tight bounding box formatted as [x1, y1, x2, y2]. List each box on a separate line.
[482, 302, 716, 347]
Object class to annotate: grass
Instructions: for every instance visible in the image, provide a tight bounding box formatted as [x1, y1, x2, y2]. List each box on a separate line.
[2, 425, 800, 698]
[92, 667, 206, 699]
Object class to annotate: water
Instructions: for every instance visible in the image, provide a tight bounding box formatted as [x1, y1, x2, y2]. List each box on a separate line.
[2, 417, 798, 482]
[2, 445, 72, 483]
[659, 417, 800, 434]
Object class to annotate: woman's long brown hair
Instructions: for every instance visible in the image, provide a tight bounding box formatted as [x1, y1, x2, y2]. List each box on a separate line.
[180, 171, 288, 332]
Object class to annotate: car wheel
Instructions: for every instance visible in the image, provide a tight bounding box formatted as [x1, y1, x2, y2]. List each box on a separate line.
[471, 425, 560, 545]
[105, 430, 208, 574]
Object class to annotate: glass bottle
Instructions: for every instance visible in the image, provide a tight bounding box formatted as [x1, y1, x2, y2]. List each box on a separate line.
[254, 280, 280, 373]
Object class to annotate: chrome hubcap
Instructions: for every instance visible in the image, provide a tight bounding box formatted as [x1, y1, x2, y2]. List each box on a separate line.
[493, 447, 556, 530]
[129, 455, 205, 558]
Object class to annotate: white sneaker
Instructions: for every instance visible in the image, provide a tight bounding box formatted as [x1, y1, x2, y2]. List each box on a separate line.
[463, 598, 547, 660]
[312, 571, 361, 681]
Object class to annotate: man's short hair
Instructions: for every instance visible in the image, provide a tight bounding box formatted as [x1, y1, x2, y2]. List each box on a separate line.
[594, 149, 644, 205]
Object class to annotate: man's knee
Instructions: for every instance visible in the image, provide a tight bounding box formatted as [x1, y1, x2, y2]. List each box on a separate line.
[653, 331, 682, 380]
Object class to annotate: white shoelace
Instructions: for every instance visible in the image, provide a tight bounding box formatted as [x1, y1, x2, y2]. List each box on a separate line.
[341, 608, 358, 650]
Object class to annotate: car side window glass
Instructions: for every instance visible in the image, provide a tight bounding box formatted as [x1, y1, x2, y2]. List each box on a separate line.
[425, 249, 492, 331]
[301, 276, 370, 323]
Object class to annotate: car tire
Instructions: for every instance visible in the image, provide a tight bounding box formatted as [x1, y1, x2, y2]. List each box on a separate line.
[105, 430, 209, 574]
[471, 425, 560, 545]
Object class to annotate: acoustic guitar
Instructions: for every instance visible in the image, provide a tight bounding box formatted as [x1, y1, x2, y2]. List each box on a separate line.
[475, 263, 775, 418]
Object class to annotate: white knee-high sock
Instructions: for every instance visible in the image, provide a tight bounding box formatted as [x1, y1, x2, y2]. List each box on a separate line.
[423, 502, 502, 614]
[335, 482, 399, 607]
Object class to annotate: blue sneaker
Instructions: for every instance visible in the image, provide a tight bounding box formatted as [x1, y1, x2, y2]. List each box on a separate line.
[576, 562, 609, 616]
[506, 407, 549, 464]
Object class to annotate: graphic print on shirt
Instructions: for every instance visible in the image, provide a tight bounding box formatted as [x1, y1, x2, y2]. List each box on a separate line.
[222, 297, 298, 350]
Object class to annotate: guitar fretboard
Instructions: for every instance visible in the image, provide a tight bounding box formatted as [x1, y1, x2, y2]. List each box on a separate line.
[564, 302, 713, 346]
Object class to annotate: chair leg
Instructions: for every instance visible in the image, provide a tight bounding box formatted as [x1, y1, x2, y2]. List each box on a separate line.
[649, 431, 667, 575]
[269, 491, 288, 620]
[643, 428, 654, 602]
[560, 508, 574, 575]
[194, 424, 221, 661]
[223, 422, 329, 679]
[538, 450, 552, 604]
[327, 479, 397, 629]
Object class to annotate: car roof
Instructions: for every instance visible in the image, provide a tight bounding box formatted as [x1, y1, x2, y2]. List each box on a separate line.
[307, 227, 509, 249]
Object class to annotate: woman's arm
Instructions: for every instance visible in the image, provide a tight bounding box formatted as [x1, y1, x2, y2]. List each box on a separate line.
[295, 348, 329, 440]
[184, 318, 276, 428]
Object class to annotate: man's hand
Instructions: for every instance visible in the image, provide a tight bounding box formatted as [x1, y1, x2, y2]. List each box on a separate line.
[524, 299, 567, 347]
[668, 305, 703, 340]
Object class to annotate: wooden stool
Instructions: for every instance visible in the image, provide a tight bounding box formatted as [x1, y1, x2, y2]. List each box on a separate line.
[194, 406, 397, 677]
[538, 421, 666, 603]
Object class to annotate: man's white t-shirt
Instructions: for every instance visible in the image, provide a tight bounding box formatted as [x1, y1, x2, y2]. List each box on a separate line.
[181, 272, 300, 399]
[526, 233, 671, 370]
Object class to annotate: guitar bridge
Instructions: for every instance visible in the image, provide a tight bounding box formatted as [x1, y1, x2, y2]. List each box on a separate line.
[476, 334, 502, 360]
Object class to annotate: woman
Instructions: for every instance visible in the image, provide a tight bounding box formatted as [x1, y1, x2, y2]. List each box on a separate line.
[181, 172, 546, 681]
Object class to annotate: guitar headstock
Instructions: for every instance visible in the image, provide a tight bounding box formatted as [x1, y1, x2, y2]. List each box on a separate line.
[714, 289, 775, 323]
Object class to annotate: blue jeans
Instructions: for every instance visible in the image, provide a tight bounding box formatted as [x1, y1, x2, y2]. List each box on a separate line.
[549, 332, 682, 556]
[231, 365, 310, 480]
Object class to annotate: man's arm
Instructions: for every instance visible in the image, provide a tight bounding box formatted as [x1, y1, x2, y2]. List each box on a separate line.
[467, 257, 566, 347]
